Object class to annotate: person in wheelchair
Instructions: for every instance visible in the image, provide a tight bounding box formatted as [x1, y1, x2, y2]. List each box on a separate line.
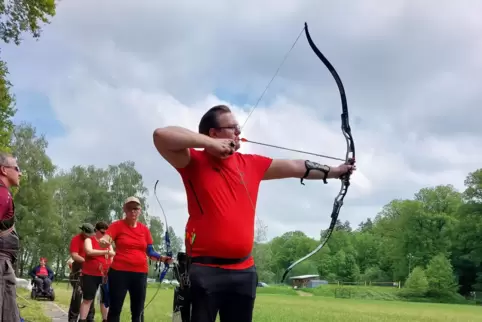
[29, 257, 54, 295]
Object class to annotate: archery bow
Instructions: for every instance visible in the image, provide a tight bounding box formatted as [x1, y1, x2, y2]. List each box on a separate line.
[143, 180, 173, 310]
[279, 22, 355, 283]
[235, 22, 355, 283]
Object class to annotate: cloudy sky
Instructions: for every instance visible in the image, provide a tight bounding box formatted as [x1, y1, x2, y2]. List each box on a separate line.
[3, 0, 481, 242]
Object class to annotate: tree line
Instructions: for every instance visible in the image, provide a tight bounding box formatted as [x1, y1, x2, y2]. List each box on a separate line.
[252, 173, 482, 302]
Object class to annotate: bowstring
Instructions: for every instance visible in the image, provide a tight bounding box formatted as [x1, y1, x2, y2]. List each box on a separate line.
[235, 25, 307, 272]
[240, 26, 306, 131]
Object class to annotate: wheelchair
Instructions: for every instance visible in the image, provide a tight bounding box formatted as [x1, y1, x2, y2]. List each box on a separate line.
[30, 278, 55, 301]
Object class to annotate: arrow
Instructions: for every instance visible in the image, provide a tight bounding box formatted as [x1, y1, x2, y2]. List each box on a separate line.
[240, 138, 345, 162]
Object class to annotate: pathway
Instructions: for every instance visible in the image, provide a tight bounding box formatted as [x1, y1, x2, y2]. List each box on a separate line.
[42, 301, 68, 322]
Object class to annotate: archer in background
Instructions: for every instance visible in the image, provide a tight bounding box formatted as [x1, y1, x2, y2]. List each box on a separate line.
[153, 105, 355, 322]
[0, 152, 22, 322]
[99, 196, 172, 322]
[68, 223, 97, 322]
[78, 221, 115, 322]
[29, 257, 54, 295]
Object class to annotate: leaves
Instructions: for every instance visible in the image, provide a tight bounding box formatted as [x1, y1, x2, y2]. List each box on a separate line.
[0, 0, 56, 45]
[402, 267, 429, 297]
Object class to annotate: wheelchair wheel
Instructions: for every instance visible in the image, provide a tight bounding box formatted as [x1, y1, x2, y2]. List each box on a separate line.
[30, 289, 36, 300]
[49, 289, 55, 301]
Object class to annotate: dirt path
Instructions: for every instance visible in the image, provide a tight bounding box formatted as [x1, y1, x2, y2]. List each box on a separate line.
[296, 290, 313, 297]
[42, 301, 68, 322]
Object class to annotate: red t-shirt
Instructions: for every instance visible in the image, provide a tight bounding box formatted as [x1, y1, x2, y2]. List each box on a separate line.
[106, 219, 153, 273]
[177, 149, 272, 270]
[82, 237, 112, 276]
[37, 266, 48, 276]
[0, 184, 14, 221]
[69, 234, 86, 259]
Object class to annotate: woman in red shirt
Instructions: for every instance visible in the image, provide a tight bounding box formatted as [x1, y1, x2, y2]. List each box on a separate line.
[78, 221, 115, 322]
[99, 196, 172, 322]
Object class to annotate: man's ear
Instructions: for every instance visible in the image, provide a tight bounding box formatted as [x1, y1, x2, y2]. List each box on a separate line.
[208, 128, 217, 138]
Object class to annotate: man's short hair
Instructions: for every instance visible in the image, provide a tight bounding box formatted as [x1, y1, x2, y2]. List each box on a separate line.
[95, 221, 109, 231]
[0, 152, 13, 166]
[198, 105, 232, 136]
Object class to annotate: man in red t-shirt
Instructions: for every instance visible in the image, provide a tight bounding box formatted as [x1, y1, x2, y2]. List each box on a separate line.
[0, 152, 22, 322]
[29, 257, 54, 294]
[68, 223, 96, 322]
[153, 105, 356, 321]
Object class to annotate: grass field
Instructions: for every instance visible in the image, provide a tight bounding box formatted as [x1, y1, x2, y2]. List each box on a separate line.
[17, 288, 51, 322]
[47, 283, 481, 322]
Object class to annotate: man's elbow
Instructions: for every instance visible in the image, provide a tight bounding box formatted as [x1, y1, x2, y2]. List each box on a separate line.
[153, 127, 173, 145]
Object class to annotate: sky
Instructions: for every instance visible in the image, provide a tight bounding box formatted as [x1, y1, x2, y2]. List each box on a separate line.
[2, 0, 482, 242]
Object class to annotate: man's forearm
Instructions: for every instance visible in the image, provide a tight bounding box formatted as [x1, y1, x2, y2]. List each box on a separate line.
[303, 161, 340, 179]
[153, 126, 213, 151]
[264, 159, 341, 181]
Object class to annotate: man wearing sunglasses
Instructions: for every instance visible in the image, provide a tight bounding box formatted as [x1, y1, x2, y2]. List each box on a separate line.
[68, 223, 97, 322]
[0, 152, 22, 322]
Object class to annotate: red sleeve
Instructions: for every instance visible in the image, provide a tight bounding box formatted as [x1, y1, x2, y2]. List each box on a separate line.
[0, 188, 11, 221]
[144, 225, 153, 245]
[106, 220, 121, 240]
[176, 148, 201, 178]
[244, 154, 273, 180]
[69, 235, 80, 254]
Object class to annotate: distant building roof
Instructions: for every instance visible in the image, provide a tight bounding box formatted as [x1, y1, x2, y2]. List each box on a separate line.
[289, 274, 320, 280]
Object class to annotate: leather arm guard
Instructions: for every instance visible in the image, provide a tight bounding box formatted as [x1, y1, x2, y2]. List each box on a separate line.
[300, 160, 330, 185]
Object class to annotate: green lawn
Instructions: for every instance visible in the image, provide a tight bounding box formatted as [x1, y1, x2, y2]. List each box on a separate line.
[17, 288, 51, 322]
[50, 283, 482, 322]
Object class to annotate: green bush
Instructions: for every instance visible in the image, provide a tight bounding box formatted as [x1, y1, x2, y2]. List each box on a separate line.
[400, 266, 428, 297]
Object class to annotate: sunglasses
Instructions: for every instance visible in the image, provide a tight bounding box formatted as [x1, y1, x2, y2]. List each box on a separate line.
[2, 165, 20, 172]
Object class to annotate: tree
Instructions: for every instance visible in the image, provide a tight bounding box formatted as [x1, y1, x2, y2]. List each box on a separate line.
[0, 0, 56, 45]
[10, 123, 55, 275]
[0, 0, 58, 152]
[402, 266, 429, 297]
[0, 61, 15, 152]
[108, 162, 149, 221]
[425, 253, 459, 296]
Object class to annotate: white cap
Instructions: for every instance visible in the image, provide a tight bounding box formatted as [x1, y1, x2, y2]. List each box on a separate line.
[124, 196, 141, 206]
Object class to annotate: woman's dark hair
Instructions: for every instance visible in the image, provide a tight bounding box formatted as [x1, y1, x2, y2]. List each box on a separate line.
[95, 221, 109, 231]
[198, 105, 231, 136]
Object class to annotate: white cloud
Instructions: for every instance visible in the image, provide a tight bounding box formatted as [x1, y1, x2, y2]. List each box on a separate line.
[3, 0, 482, 241]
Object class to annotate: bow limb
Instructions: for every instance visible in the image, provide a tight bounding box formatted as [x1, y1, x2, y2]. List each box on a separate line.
[280, 22, 356, 283]
[143, 180, 173, 311]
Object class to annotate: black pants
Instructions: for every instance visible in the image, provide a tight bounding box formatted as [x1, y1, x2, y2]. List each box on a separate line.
[190, 264, 257, 322]
[34, 276, 51, 293]
[68, 273, 95, 322]
[107, 268, 147, 322]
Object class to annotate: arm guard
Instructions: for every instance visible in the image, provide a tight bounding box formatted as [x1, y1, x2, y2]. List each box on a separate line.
[301, 160, 330, 185]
